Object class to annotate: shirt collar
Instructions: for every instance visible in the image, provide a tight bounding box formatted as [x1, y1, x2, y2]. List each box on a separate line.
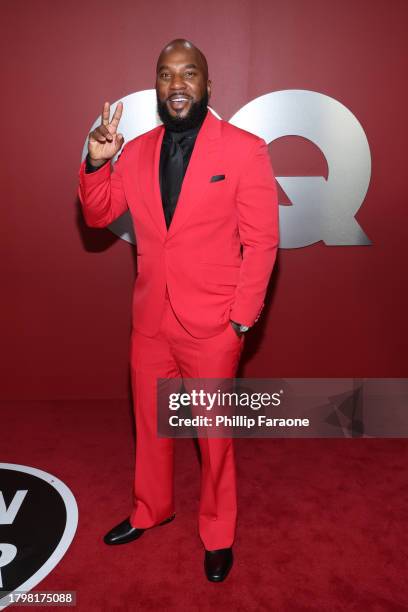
[164, 110, 207, 143]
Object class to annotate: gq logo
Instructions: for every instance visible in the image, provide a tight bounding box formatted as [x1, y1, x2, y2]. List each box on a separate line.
[82, 89, 372, 248]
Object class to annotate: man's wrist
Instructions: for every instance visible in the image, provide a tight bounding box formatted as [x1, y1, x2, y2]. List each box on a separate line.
[230, 320, 251, 334]
[85, 154, 109, 173]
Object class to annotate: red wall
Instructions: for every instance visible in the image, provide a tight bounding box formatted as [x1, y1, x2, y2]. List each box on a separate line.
[1, 0, 406, 400]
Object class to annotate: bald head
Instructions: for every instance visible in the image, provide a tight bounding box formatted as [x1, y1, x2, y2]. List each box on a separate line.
[156, 38, 209, 80]
[155, 37, 212, 130]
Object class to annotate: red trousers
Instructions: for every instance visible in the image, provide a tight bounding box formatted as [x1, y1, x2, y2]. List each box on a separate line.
[129, 289, 245, 550]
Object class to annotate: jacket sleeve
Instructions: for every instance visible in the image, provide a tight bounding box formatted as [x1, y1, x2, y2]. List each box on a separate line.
[229, 138, 279, 327]
[77, 147, 129, 228]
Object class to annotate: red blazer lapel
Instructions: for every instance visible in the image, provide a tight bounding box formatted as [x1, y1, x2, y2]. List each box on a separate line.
[138, 109, 222, 241]
[167, 110, 222, 240]
[139, 125, 167, 239]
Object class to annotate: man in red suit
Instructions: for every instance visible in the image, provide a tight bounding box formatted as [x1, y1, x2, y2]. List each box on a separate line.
[78, 38, 279, 582]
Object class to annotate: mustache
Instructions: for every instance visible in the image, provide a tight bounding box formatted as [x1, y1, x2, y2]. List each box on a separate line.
[156, 89, 209, 132]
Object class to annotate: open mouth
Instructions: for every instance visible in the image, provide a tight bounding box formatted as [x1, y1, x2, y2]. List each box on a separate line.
[167, 95, 191, 111]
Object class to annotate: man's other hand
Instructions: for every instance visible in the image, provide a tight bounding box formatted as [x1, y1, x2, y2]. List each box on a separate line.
[230, 321, 244, 338]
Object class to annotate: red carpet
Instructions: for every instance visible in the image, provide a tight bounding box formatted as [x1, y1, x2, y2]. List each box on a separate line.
[2, 399, 408, 611]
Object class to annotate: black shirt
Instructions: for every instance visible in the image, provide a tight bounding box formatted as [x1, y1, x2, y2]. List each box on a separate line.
[159, 122, 202, 228]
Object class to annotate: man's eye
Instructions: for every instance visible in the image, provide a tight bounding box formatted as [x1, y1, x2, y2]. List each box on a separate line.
[160, 73, 170, 79]
[185, 71, 196, 77]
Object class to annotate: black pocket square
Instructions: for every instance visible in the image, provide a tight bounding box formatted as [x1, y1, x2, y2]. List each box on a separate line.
[210, 174, 225, 183]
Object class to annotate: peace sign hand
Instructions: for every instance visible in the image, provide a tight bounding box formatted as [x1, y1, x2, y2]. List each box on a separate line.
[88, 102, 124, 167]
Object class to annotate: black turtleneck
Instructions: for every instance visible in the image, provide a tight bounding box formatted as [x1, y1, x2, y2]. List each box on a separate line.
[85, 111, 206, 230]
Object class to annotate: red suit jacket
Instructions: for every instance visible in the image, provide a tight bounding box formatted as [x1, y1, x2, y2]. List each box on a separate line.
[78, 109, 279, 338]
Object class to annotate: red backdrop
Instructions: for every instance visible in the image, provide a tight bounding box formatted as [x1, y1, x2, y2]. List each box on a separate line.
[1, 0, 406, 400]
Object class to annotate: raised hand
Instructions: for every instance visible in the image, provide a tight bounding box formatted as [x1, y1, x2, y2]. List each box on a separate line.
[88, 102, 124, 167]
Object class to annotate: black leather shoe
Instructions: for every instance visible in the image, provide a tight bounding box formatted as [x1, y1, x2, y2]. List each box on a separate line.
[103, 514, 175, 545]
[204, 547, 233, 582]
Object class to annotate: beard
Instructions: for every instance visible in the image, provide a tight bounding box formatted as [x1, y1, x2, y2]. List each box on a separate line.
[156, 90, 209, 132]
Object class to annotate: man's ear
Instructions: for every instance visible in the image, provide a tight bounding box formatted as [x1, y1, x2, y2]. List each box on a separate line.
[207, 79, 212, 100]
